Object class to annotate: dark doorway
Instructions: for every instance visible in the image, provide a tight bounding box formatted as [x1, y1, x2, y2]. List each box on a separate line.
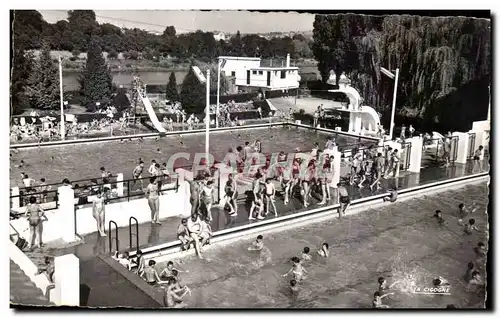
[267, 71, 271, 86]
[246, 70, 251, 85]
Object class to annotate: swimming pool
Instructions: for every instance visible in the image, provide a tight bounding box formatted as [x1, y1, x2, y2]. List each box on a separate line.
[147, 183, 488, 308]
[10, 125, 377, 187]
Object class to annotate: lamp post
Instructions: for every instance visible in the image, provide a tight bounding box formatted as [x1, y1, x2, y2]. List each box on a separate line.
[216, 58, 221, 128]
[58, 56, 65, 140]
[380, 67, 400, 140]
[205, 70, 210, 163]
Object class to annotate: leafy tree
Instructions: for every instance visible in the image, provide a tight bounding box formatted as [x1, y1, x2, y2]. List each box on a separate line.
[71, 49, 81, 58]
[80, 37, 113, 110]
[180, 66, 205, 114]
[112, 87, 131, 111]
[67, 10, 99, 50]
[12, 10, 47, 50]
[24, 43, 60, 110]
[165, 71, 178, 102]
[107, 49, 118, 59]
[229, 31, 244, 56]
[10, 47, 33, 115]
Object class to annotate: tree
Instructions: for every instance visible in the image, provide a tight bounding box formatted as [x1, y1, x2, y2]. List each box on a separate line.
[180, 66, 205, 114]
[24, 43, 60, 110]
[81, 37, 113, 110]
[12, 10, 47, 50]
[107, 49, 118, 59]
[229, 31, 244, 56]
[165, 72, 178, 102]
[112, 87, 130, 111]
[11, 48, 33, 115]
[68, 10, 99, 50]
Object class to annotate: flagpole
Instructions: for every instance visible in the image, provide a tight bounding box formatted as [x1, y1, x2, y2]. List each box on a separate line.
[205, 70, 210, 163]
[58, 56, 66, 140]
[216, 58, 221, 128]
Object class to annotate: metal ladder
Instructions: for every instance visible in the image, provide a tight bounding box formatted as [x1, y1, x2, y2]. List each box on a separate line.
[108, 217, 140, 254]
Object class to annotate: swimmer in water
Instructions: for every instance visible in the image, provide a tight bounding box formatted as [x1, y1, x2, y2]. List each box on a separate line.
[290, 279, 299, 296]
[433, 210, 446, 226]
[433, 276, 450, 288]
[459, 218, 479, 234]
[282, 257, 307, 282]
[163, 277, 189, 308]
[248, 235, 264, 251]
[140, 260, 167, 285]
[458, 203, 476, 218]
[378, 277, 402, 294]
[317, 242, 329, 258]
[157, 148, 161, 154]
[474, 242, 487, 258]
[372, 291, 393, 308]
[464, 262, 475, 282]
[467, 270, 485, 292]
[301, 247, 312, 261]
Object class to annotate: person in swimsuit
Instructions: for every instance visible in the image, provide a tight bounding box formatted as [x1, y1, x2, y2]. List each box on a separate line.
[187, 176, 201, 216]
[148, 160, 158, 176]
[35, 256, 55, 283]
[459, 218, 479, 235]
[464, 262, 475, 283]
[163, 277, 189, 308]
[249, 174, 264, 220]
[224, 174, 238, 215]
[301, 161, 315, 208]
[318, 160, 331, 205]
[289, 279, 299, 297]
[467, 271, 485, 292]
[378, 277, 401, 295]
[337, 183, 350, 218]
[350, 149, 362, 185]
[37, 178, 51, 203]
[222, 189, 237, 216]
[132, 161, 145, 191]
[472, 146, 484, 172]
[282, 257, 307, 282]
[383, 187, 398, 202]
[433, 210, 446, 226]
[145, 177, 161, 224]
[133, 250, 145, 275]
[457, 203, 476, 219]
[187, 213, 204, 259]
[112, 251, 132, 270]
[248, 235, 264, 251]
[370, 153, 384, 191]
[302, 247, 312, 261]
[254, 139, 262, 153]
[264, 178, 277, 217]
[92, 190, 107, 236]
[317, 242, 329, 258]
[25, 196, 47, 249]
[372, 291, 393, 308]
[141, 260, 166, 285]
[474, 242, 487, 259]
[200, 180, 215, 222]
[153, 163, 164, 195]
[177, 218, 193, 251]
[199, 215, 212, 246]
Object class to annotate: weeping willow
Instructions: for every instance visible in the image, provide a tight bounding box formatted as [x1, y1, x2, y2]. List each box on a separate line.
[323, 14, 491, 129]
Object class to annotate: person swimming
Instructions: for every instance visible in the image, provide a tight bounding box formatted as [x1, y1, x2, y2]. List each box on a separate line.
[282, 257, 308, 282]
[459, 218, 479, 234]
[378, 277, 401, 294]
[317, 243, 329, 258]
[289, 279, 299, 296]
[372, 291, 393, 308]
[433, 210, 446, 226]
[301, 247, 312, 261]
[248, 235, 264, 251]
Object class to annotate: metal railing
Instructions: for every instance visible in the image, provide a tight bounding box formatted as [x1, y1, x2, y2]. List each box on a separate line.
[10, 189, 59, 211]
[16, 175, 119, 192]
[129, 217, 139, 251]
[400, 142, 412, 171]
[108, 220, 119, 253]
[467, 133, 476, 159]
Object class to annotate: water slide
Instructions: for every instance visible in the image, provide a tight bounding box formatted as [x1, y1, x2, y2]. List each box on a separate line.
[191, 66, 206, 83]
[137, 89, 167, 134]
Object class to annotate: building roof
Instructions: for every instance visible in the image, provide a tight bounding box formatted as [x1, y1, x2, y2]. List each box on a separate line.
[218, 56, 261, 61]
[250, 66, 299, 71]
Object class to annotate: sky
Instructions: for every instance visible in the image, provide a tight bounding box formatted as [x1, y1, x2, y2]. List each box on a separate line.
[39, 10, 315, 34]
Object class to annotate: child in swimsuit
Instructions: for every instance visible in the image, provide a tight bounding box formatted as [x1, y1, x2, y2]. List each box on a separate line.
[248, 235, 264, 251]
[290, 279, 299, 296]
[372, 291, 393, 308]
[433, 210, 446, 226]
[301, 247, 312, 261]
[459, 218, 479, 234]
[282, 257, 307, 282]
[317, 243, 329, 258]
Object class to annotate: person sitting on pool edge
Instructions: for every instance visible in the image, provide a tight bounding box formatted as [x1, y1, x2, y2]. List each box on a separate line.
[187, 213, 204, 259]
[132, 250, 145, 275]
[383, 187, 398, 203]
[199, 215, 212, 246]
[177, 218, 193, 251]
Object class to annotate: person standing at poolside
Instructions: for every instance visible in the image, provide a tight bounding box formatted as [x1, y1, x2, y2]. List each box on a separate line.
[92, 190, 107, 236]
[370, 153, 384, 191]
[187, 176, 201, 216]
[25, 196, 48, 250]
[149, 160, 158, 176]
[200, 180, 215, 222]
[145, 177, 161, 224]
[337, 183, 350, 218]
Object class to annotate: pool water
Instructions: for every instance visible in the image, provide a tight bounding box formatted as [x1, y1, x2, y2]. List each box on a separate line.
[153, 183, 488, 308]
[10, 126, 376, 187]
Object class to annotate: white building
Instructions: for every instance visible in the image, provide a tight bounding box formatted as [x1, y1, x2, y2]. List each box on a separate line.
[213, 31, 227, 42]
[218, 54, 300, 91]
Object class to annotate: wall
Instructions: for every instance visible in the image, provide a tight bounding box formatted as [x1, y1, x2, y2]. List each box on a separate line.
[220, 58, 261, 77]
[235, 69, 300, 90]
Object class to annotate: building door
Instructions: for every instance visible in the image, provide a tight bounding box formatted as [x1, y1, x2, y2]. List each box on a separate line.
[267, 71, 271, 86]
[246, 70, 251, 85]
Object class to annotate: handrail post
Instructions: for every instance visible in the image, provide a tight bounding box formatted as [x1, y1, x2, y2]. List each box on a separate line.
[108, 220, 119, 253]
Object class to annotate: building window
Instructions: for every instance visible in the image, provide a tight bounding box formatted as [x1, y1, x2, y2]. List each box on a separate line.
[231, 71, 236, 77]
[258, 71, 263, 75]
[280, 70, 286, 79]
[252, 71, 257, 75]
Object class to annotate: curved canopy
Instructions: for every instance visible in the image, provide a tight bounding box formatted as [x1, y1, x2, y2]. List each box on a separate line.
[328, 85, 362, 109]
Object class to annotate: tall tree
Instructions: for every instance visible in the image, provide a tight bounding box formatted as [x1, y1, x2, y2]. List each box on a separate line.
[229, 31, 244, 56]
[24, 43, 60, 110]
[180, 66, 205, 114]
[112, 87, 131, 111]
[81, 37, 113, 111]
[10, 47, 33, 115]
[67, 10, 99, 51]
[165, 72, 179, 102]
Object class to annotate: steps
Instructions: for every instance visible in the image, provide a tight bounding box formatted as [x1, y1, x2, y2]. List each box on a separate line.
[10, 260, 53, 306]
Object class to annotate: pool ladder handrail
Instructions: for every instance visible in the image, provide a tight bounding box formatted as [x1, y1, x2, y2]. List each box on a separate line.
[129, 216, 139, 251]
[108, 220, 119, 253]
